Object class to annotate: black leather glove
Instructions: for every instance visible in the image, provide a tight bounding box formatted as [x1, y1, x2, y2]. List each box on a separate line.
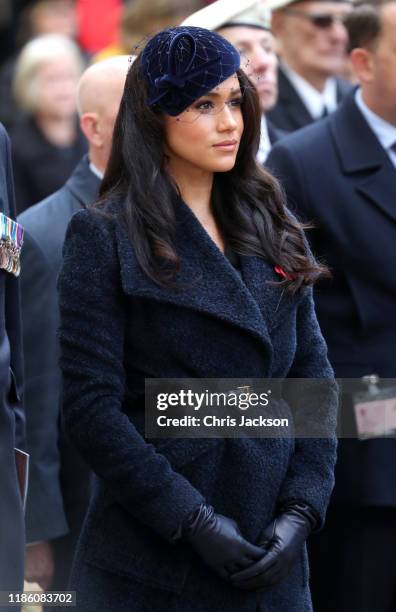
[180, 503, 265, 581]
[230, 502, 317, 591]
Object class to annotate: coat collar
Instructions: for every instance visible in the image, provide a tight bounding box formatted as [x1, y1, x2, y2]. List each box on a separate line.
[330, 91, 396, 224]
[65, 155, 101, 212]
[277, 66, 314, 128]
[267, 119, 286, 145]
[115, 196, 288, 366]
[275, 66, 351, 131]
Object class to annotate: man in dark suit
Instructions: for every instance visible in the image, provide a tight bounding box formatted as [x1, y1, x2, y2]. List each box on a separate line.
[18, 55, 130, 596]
[0, 123, 25, 606]
[267, 3, 396, 610]
[182, 0, 284, 161]
[267, 0, 352, 132]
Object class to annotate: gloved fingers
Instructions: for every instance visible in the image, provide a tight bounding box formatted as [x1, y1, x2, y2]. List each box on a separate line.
[238, 556, 295, 591]
[258, 536, 272, 551]
[232, 560, 284, 591]
[241, 540, 269, 560]
[259, 519, 277, 542]
[230, 550, 278, 586]
[225, 552, 265, 574]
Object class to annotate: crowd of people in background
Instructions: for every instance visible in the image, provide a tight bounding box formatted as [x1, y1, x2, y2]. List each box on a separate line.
[0, 0, 395, 611]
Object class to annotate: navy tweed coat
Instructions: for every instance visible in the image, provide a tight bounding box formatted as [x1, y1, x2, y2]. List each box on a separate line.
[58, 196, 337, 612]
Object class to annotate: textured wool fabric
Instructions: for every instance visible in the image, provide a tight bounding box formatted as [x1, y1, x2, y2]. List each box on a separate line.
[141, 26, 241, 115]
[58, 196, 337, 611]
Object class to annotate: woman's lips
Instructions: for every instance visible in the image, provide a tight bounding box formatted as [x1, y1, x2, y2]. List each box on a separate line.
[213, 140, 238, 151]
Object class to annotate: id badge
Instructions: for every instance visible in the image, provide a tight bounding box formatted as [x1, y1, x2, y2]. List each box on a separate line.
[353, 376, 396, 440]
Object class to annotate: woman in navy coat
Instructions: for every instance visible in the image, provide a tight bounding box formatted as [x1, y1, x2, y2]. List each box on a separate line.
[58, 27, 337, 612]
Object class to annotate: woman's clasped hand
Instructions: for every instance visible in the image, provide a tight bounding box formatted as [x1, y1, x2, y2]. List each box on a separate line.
[180, 503, 314, 591]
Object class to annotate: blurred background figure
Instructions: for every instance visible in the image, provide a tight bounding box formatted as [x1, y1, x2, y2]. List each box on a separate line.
[182, 0, 282, 162]
[267, 2, 396, 610]
[10, 33, 86, 213]
[0, 0, 17, 64]
[20, 55, 131, 600]
[18, 0, 77, 40]
[267, 0, 352, 131]
[93, 0, 201, 62]
[0, 0, 78, 130]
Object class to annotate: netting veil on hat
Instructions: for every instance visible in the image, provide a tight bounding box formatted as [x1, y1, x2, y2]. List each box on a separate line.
[140, 26, 241, 116]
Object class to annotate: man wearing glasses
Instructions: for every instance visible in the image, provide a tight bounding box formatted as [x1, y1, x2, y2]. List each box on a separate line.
[267, 0, 352, 132]
[182, 0, 283, 163]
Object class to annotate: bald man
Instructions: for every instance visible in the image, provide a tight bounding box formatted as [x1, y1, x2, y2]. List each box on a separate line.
[18, 55, 131, 598]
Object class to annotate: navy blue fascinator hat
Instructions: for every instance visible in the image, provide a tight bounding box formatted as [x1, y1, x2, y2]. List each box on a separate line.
[140, 26, 241, 116]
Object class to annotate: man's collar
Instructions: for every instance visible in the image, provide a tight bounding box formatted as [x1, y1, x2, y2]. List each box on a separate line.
[355, 88, 396, 152]
[281, 62, 337, 119]
[257, 115, 271, 164]
[89, 161, 104, 180]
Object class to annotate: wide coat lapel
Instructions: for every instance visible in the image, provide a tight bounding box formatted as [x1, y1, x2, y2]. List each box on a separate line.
[330, 92, 396, 225]
[115, 196, 274, 364]
[239, 254, 295, 335]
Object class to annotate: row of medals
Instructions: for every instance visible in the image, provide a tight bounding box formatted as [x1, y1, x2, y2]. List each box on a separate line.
[0, 240, 21, 276]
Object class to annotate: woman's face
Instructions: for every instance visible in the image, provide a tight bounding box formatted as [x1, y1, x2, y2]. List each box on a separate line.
[33, 54, 80, 118]
[163, 74, 244, 175]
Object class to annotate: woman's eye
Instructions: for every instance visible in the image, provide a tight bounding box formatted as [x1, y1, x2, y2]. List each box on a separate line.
[195, 101, 213, 112]
[228, 97, 243, 108]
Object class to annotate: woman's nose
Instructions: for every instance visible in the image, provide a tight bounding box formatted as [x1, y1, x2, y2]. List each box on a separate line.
[217, 104, 238, 131]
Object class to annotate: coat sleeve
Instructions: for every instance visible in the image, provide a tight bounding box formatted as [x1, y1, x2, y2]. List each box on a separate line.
[279, 287, 338, 527]
[19, 229, 69, 543]
[58, 209, 204, 542]
[2, 124, 25, 449]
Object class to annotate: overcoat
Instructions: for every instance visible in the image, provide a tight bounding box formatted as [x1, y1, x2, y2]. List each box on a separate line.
[18, 156, 99, 591]
[58, 195, 337, 612]
[267, 85, 396, 612]
[267, 91, 396, 506]
[0, 123, 25, 597]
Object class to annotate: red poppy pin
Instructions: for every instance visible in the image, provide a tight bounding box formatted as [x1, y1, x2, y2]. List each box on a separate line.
[274, 266, 295, 281]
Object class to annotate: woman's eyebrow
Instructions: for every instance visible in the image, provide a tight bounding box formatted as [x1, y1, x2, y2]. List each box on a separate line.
[201, 87, 242, 99]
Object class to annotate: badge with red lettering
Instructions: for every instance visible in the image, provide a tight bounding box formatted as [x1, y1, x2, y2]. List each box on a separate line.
[353, 382, 396, 439]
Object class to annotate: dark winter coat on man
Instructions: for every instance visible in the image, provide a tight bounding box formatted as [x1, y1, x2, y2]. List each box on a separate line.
[0, 123, 25, 598]
[19, 156, 99, 592]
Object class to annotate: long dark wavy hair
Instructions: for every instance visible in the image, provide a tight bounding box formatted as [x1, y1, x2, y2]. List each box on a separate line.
[97, 54, 329, 293]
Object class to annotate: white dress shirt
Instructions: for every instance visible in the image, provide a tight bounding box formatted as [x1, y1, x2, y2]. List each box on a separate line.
[355, 88, 396, 168]
[257, 115, 272, 164]
[282, 63, 338, 119]
[89, 161, 104, 180]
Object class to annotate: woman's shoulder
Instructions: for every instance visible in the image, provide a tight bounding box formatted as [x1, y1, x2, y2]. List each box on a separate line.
[61, 202, 130, 288]
[64, 201, 123, 258]
[69, 200, 123, 234]
[66, 200, 139, 269]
